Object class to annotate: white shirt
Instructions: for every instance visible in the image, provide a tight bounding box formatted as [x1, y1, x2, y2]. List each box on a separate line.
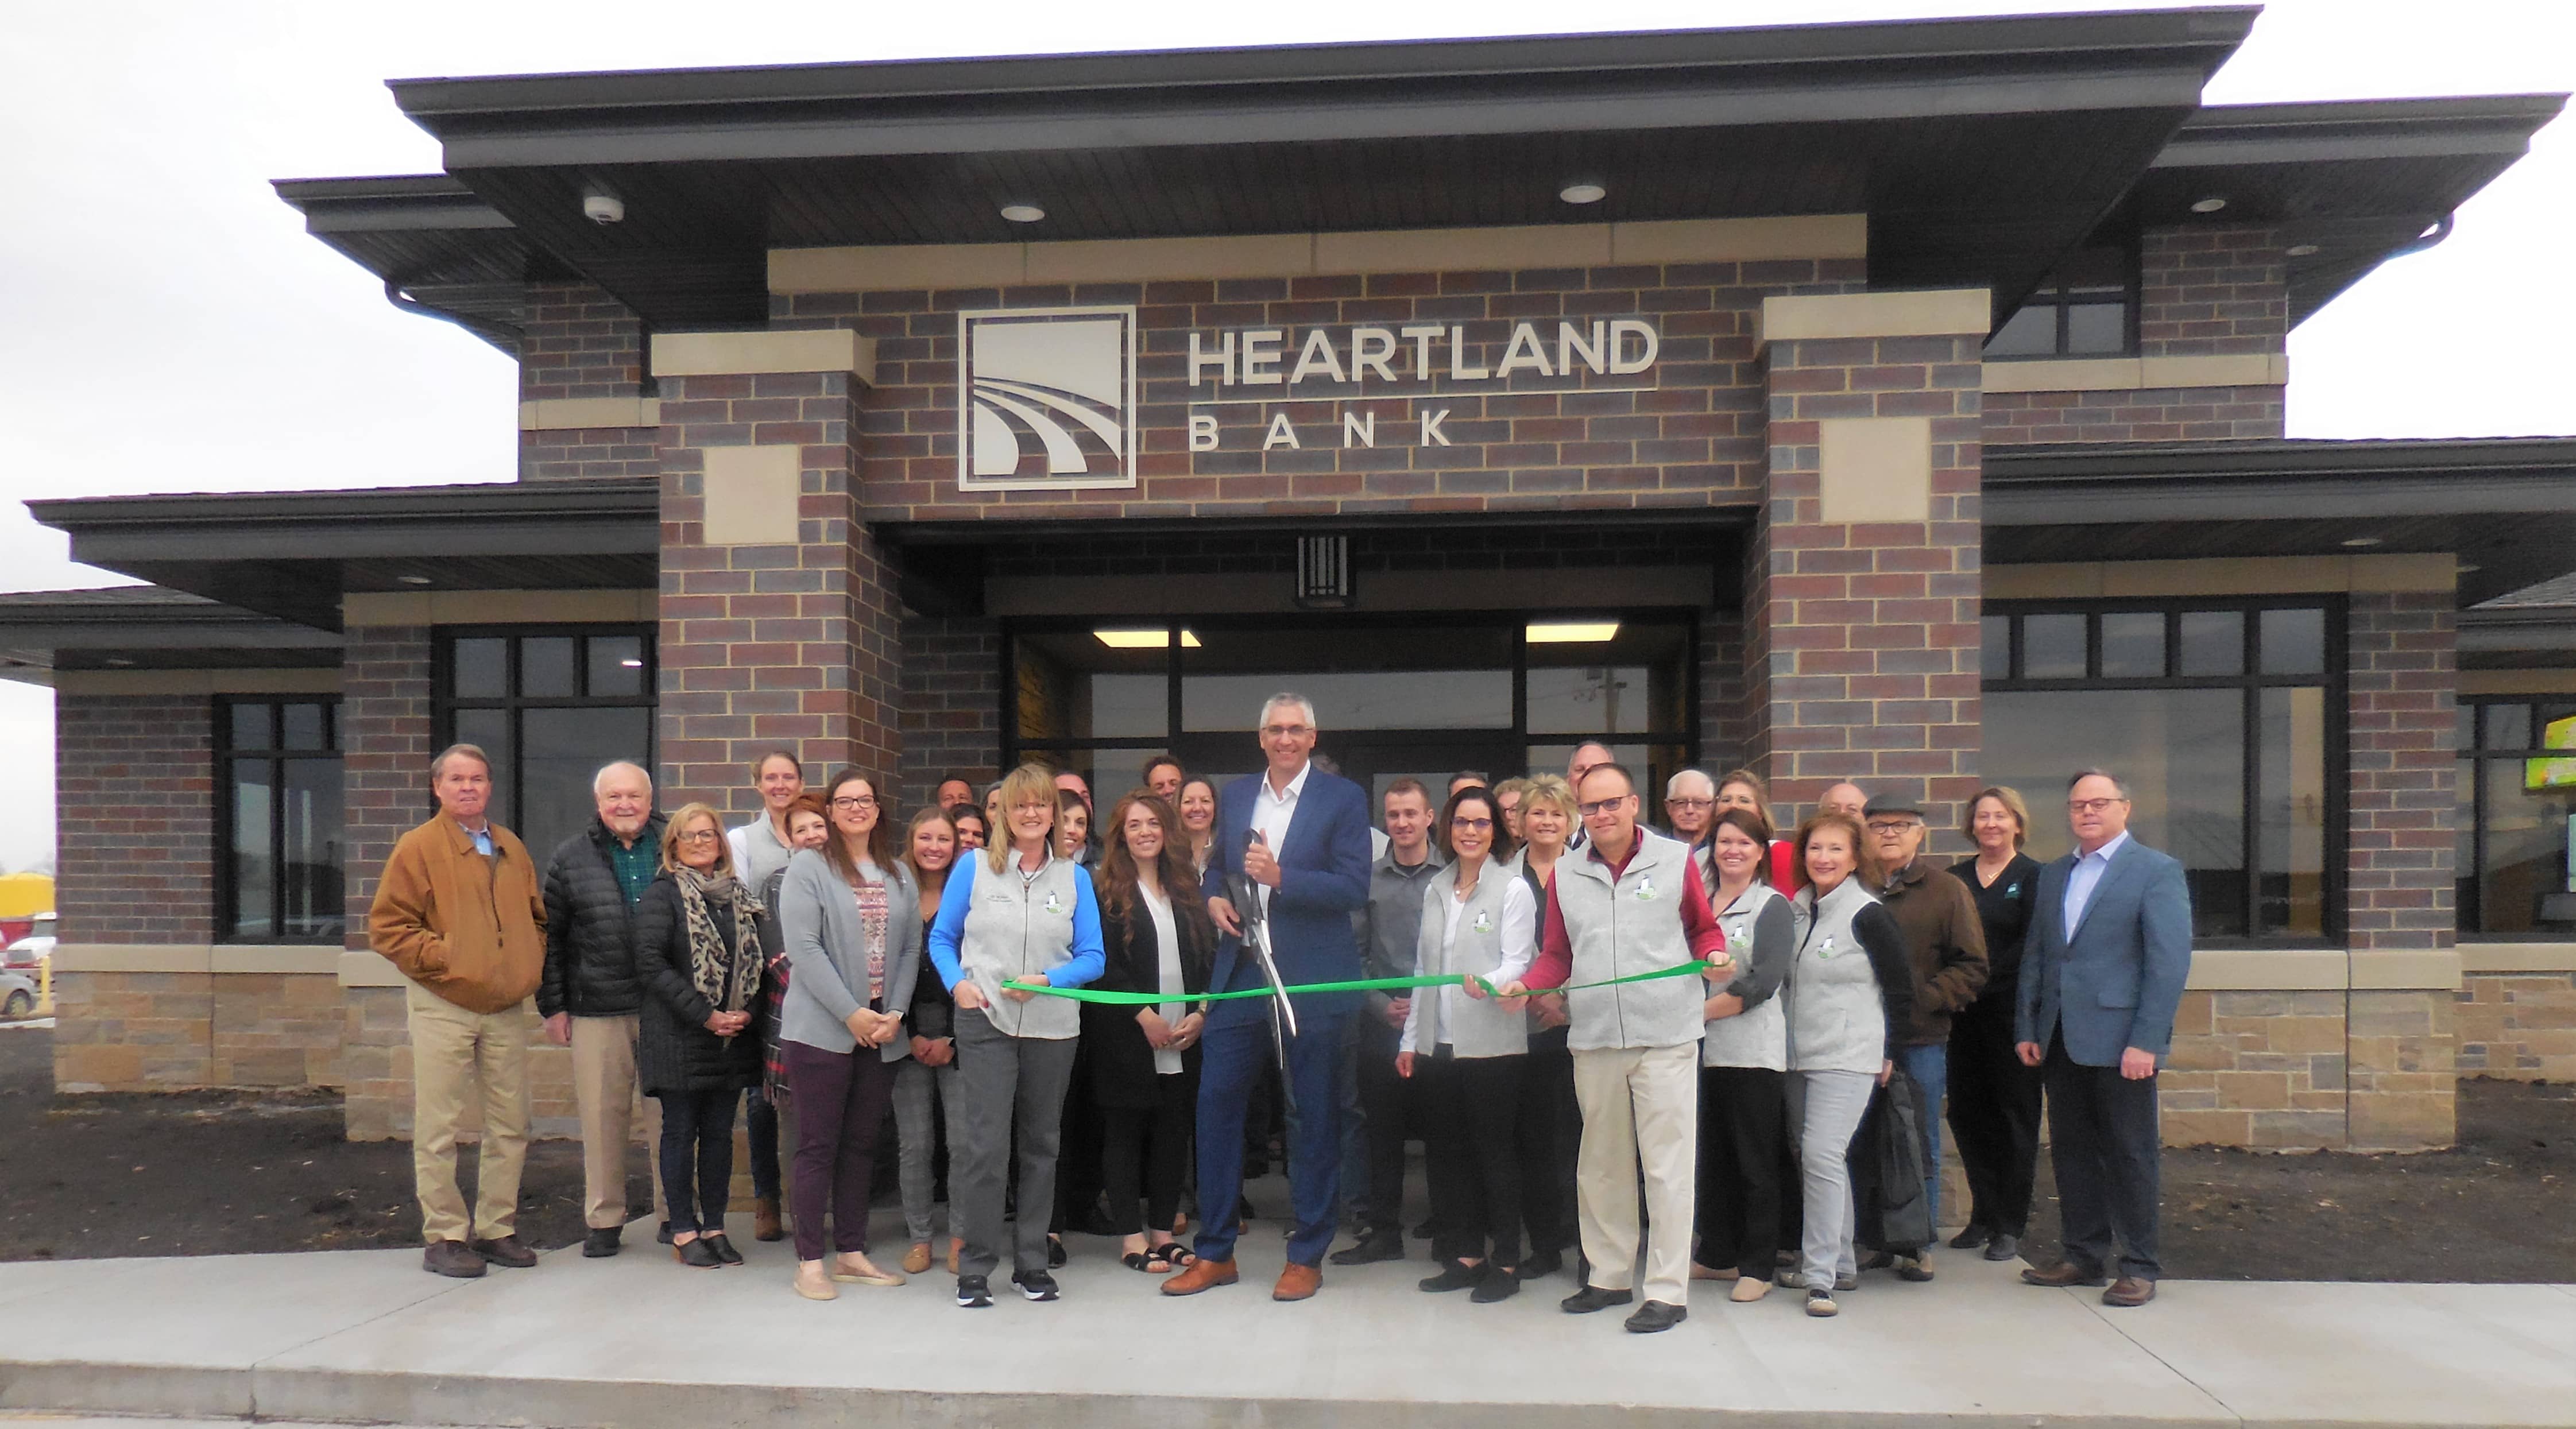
[1142, 884, 1183, 1076]
[1248, 760, 1311, 913]
[2062, 830, 2133, 938]
[1405, 870, 1538, 1054]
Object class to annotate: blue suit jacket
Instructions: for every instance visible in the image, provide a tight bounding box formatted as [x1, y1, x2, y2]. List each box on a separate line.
[2016, 837, 2194, 1067]
[1205, 766, 1373, 1029]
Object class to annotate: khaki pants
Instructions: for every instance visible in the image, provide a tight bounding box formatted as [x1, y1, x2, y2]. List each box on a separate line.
[570, 1014, 665, 1230]
[408, 985, 533, 1245]
[1572, 1041, 1699, 1307]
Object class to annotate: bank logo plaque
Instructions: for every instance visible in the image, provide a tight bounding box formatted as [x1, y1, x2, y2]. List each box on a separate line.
[957, 307, 1138, 491]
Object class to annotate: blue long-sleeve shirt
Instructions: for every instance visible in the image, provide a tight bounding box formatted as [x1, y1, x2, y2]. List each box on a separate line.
[926, 848, 1104, 1022]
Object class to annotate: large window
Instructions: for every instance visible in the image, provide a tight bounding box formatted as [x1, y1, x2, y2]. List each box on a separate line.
[1983, 246, 2137, 359]
[1005, 614, 1695, 808]
[1982, 602, 2337, 943]
[2457, 698, 2576, 938]
[437, 628, 656, 863]
[221, 697, 343, 943]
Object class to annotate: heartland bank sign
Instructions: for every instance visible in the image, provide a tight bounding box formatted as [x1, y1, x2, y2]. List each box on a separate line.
[957, 306, 1662, 492]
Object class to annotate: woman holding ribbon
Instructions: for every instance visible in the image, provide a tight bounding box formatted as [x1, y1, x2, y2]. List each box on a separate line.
[1688, 807, 1794, 1302]
[1083, 792, 1211, 1274]
[1399, 784, 1535, 1303]
[927, 762, 1105, 1308]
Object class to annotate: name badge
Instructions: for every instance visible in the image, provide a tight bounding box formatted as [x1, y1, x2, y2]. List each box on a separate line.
[1816, 935, 1838, 959]
[1043, 891, 1064, 915]
[2005, 882, 2021, 898]
[1471, 911, 1494, 934]
[1633, 876, 1658, 901]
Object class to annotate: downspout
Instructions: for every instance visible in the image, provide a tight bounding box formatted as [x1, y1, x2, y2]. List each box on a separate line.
[382, 278, 522, 350]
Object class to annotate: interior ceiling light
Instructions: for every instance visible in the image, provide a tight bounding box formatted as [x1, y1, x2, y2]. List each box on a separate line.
[2341, 536, 2385, 548]
[1558, 182, 1607, 206]
[1527, 621, 1621, 644]
[2190, 196, 2229, 214]
[620, 658, 645, 668]
[397, 575, 432, 586]
[1094, 628, 1201, 649]
[1000, 203, 1046, 223]
[103, 657, 136, 667]
[2285, 242, 2322, 257]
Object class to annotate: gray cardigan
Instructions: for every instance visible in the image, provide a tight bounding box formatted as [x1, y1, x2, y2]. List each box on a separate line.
[776, 846, 922, 1060]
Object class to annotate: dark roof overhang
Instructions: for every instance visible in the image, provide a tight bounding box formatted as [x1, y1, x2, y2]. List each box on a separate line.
[0, 587, 343, 682]
[372, 7, 2257, 328]
[2117, 94, 2566, 325]
[1986, 437, 2576, 608]
[274, 175, 583, 355]
[27, 479, 659, 632]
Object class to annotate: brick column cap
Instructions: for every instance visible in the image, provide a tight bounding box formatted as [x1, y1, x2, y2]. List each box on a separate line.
[652, 328, 877, 385]
[1757, 288, 1990, 348]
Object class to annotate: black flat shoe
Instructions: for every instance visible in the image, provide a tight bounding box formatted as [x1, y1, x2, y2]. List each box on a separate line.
[1330, 1231, 1405, 1266]
[1418, 1261, 1482, 1293]
[1983, 1233, 2023, 1263]
[675, 1238, 722, 1268]
[1515, 1248, 1564, 1281]
[1560, 1284, 1634, 1314]
[1948, 1224, 1992, 1250]
[1624, 1300, 1687, 1334]
[581, 1227, 622, 1258]
[1470, 1267, 1521, 1303]
[702, 1233, 744, 1267]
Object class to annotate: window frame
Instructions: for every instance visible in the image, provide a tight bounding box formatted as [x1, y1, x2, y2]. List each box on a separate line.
[215, 694, 345, 946]
[1982, 243, 2142, 361]
[2455, 694, 2576, 940]
[431, 624, 659, 843]
[1982, 597, 2346, 947]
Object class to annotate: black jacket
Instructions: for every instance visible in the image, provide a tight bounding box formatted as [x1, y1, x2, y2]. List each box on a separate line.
[633, 876, 764, 1097]
[1082, 886, 1212, 1109]
[539, 815, 666, 1020]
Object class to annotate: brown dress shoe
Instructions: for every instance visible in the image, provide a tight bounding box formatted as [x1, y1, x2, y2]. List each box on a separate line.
[471, 1235, 537, 1269]
[2103, 1276, 2157, 1307]
[2021, 1261, 2109, 1288]
[753, 1198, 783, 1243]
[1273, 1263, 1322, 1302]
[1162, 1256, 1239, 1296]
[903, 1242, 933, 1276]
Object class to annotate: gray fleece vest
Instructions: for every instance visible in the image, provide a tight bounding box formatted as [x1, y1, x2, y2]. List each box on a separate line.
[1702, 880, 1789, 1072]
[957, 851, 1084, 1041]
[1408, 861, 1529, 1059]
[1551, 829, 1703, 1052]
[1785, 876, 1889, 1075]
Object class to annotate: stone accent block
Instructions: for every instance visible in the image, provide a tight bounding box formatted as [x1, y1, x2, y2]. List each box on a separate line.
[2456, 971, 2576, 1081]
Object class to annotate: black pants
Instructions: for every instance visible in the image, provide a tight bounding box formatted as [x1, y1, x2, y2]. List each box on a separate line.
[1053, 1044, 1105, 1235]
[1514, 1024, 1579, 1256]
[2043, 1035, 2163, 1280]
[1353, 1014, 1411, 1236]
[1692, 1064, 1786, 1276]
[1421, 1049, 1526, 1268]
[1948, 992, 2044, 1237]
[656, 1087, 740, 1236]
[1100, 1068, 1197, 1237]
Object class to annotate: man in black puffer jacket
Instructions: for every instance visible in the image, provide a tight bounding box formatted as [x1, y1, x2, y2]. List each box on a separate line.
[541, 761, 667, 1258]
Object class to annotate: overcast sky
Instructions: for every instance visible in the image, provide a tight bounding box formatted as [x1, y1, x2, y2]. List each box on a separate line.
[0, 0, 2570, 874]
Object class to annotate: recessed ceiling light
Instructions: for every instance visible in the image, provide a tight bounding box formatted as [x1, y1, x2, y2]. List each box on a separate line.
[1000, 203, 1046, 224]
[2285, 242, 2321, 257]
[1094, 628, 1201, 649]
[620, 658, 645, 668]
[1558, 182, 1607, 206]
[2190, 196, 2229, 214]
[103, 657, 135, 668]
[2341, 536, 2385, 548]
[2456, 562, 2482, 575]
[1527, 621, 1620, 644]
[397, 575, 433, 586]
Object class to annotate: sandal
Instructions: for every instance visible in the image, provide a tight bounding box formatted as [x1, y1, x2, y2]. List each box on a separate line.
[1121, 1249, 1174, 1273]
[1154, 1241, 1197, 1268]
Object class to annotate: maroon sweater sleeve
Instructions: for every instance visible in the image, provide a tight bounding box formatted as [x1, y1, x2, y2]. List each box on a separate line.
[1524, 876, 1573, 990]
[1679, 857, 1725, 959]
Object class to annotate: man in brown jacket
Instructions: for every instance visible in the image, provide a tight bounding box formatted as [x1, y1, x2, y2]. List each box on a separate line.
[1863, 792, 1989, 1280]
[369, 742, 549, 1278]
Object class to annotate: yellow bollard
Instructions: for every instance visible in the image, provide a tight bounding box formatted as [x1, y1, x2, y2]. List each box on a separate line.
[36, 956, 51, 1017]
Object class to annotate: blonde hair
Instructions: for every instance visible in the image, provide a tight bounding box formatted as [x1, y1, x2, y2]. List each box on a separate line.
[985, 762, 1061, 873]
[1962, 785, 2032, 851]
[659, 802, 736, 876]
[1518, 773, 1576, 822]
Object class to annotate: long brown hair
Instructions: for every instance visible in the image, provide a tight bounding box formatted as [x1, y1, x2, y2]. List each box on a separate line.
[902, 804, 958, 905]
[1791, 811, 1881, 893]
[820, 768, 894, 886]
[1094, 792, 1213, 961]
[1436, 785, 1517, 864]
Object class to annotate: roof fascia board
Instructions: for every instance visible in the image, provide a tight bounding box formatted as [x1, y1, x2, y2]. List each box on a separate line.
[28, 480, 656, 530]
[0, 620, 342, 651]
[1986, 473, 2576, 526]
[1987, 439, 2576, 482]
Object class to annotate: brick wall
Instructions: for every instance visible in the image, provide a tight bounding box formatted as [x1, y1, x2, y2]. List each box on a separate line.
[519, 281, 655, 481]
[55, 694, 215, 944]
[2139, 226, 2285, 358]
[775, 258, 1859, 524]
[339, 626, 435, 947]
[1747, 327, 1985, 840]
[1982, 384, 2285, 445]
[657, 375, 904, 819]
[1699, 607, 1751, 770]
[2458, 971, 2576, 1081]
[899, 615, 1002, 813]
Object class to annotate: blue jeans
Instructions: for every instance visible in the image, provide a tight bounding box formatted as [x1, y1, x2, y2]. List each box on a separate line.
[1193, 1007, 1353, 1267]
[1897, 1043, 1949, 1236]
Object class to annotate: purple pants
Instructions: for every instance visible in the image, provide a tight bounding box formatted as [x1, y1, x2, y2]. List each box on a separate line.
[784, 1039, 895, 1262]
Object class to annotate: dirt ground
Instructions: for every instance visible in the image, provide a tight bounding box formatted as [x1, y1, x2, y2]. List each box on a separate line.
[1, 1024, 2570, 1278]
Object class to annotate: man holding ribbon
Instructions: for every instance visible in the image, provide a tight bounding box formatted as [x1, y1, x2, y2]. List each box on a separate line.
[1503, 761, 1728, 1334]
[1163, 693, 1374, 1303]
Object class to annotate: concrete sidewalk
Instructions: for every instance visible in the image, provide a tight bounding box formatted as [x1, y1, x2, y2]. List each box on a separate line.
[0, 1213, 2569, 1428]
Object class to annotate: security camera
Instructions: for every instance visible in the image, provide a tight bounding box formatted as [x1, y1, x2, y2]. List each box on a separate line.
[583, 192, 625, 224]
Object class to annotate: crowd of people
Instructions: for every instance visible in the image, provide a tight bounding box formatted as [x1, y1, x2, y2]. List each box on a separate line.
[366, 692, 2193, 1328]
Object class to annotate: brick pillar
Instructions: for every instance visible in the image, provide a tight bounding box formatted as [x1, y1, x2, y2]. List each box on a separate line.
[338, 624, 434, 1140]
[2344, 588, 2460, 1151]
[1747, 291, 1987, 844]
[899, 615, 1003, 814]
[518, 282, 657, 481]
[1698, 607, 1751, 770]
[654, 331, 900, 819]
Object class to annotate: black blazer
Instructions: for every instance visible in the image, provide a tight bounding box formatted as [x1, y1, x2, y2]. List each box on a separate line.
[633, 877, 764, 1097]
[1082, 886, 1212, 1109]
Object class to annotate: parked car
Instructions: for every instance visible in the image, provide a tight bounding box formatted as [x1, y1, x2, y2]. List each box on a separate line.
[0, 970, 36, 1020]
[4, 935, 54, 970]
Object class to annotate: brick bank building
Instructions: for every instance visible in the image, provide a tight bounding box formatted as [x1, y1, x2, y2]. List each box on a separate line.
[6, 7, 2573, 1154]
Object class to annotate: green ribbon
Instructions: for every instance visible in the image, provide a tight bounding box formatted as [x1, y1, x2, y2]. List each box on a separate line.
[1001, 959, 1720, 1006]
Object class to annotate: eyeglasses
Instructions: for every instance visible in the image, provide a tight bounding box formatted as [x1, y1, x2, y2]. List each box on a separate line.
[1865, 821, 1920, 836]
[1261, 724, 1314, 739]
[829, 795, 878, 811]
[1576, 797, 1630, 817]
[674, 829, 722, 845]
[1450, 817, 1493, 832]
[2068, 797, 2126, 815]
[1666, 797, 1714, 811]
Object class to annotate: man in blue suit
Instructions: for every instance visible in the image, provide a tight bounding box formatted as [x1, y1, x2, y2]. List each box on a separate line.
[2016, 767, 2193, 1307]
[1163, 692, 1374, 1303]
